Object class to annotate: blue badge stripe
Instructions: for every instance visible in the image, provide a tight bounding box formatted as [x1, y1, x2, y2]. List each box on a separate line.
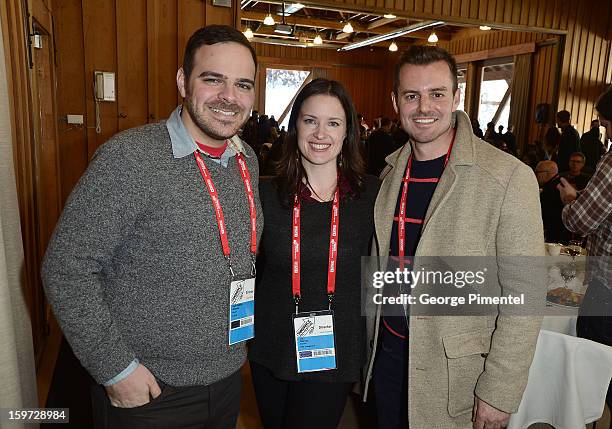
[298, 356, 336, 372]
[230, 301, 254, 321]
[296, 334, 335, 351]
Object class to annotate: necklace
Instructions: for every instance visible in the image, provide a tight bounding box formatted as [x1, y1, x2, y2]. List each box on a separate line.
[306, 178, 337, 202]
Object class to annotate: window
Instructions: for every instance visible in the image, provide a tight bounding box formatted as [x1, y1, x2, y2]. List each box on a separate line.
[265, 68, 311, 128]
[457, 67, 467, 112]
[477, 61, 514, 131]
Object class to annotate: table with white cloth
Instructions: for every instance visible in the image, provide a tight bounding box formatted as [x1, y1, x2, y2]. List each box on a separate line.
[507, 251, 612, 429]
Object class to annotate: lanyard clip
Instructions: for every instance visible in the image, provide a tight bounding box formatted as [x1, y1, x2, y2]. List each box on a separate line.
[328, 294, 334, 311]
[250, 254, 256, 277]
[294, 294, 300, 314]
[226, 256, 235, 278]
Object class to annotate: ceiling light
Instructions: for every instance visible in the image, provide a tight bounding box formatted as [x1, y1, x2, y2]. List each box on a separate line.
[383, 13, 397, 19]
[342, 22, 354, 33]
[479, 25, 491, 31]
[313, 34, 323, 45]
[339, 20, 444, 51]
[243, 27, 254, 39]
[388, 41, 398, 51]
[427, 32, 438, 43]
[264, 13, 275, 25]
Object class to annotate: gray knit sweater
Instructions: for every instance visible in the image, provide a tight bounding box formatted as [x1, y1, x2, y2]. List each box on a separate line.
[42, 120, 263, 386]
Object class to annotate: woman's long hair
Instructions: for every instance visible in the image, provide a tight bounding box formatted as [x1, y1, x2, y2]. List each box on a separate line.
[274, 78, 366, 206]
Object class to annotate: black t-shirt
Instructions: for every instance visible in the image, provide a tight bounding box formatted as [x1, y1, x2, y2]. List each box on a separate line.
[383, 154, 446, 338]
[249, 176, 379, 382]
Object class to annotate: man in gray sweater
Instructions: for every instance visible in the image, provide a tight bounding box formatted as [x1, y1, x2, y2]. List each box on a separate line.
[42, 25, 262, 429]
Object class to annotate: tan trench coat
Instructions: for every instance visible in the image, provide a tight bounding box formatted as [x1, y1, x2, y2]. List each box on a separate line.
[364, 111, 546, 428]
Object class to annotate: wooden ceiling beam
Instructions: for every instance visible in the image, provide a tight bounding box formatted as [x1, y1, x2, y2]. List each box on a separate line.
[242, 11, 451, 41]
[367, 17, 400, 30]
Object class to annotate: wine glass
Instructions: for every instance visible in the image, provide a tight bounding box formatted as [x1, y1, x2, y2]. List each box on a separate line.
[560, 263, 576, 288]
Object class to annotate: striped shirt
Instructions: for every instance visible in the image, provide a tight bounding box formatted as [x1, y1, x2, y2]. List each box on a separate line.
[383, 154, 447, 338]
[562, 149, 612, 288]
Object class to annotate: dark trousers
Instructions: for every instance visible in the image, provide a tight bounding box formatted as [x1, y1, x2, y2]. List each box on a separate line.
[373, 327, 409, 429]
[577, 279, 612, 408]
[250, 361, 352, 429]
[91, 370, 242, 429]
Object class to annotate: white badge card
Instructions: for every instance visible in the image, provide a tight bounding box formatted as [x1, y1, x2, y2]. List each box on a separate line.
[293, 310, 337, 373]
[228, 278, 255, 345]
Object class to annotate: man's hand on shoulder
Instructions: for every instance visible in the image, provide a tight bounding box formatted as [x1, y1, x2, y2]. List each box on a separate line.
[473, 396, 510, 429]
[105, 364, 161, 408]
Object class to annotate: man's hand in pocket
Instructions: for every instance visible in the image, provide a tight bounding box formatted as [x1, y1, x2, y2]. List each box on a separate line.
[105, 364, 161, 408]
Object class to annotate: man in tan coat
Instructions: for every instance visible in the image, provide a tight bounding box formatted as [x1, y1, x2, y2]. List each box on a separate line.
[363, 45, 545, 429]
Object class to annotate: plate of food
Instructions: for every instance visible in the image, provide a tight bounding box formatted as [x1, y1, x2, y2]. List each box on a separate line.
[546, 287, 584, 308]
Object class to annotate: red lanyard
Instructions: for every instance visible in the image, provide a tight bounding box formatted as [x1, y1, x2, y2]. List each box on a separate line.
[194, 150, 257, 275]
[398, 131, 456, 264]
[292, 186, 340, 311]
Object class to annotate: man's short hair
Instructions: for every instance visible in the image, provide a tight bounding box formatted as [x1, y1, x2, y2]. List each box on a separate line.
[570, 152, 586, 162]
[182, 25, 257, 80]
[393, 45, 458, 96]
[556, 110, 571, 123]
[595, 85, 612, 122]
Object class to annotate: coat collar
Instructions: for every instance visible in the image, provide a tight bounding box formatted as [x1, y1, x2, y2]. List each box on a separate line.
[374, 111, 475, 261]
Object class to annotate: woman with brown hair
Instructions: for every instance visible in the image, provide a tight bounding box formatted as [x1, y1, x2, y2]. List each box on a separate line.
[249, 78, 378, 428]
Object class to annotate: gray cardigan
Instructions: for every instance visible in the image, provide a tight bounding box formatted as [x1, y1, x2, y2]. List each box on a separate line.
[42, 118, 263, 386]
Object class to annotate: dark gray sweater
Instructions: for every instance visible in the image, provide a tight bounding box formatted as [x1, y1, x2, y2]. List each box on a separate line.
[42, 121, 263, 386]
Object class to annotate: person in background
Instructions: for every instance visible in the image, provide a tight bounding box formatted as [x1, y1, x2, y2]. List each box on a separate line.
[544, 125, 561, 161]
[484, 121, 497, 142]
[558, 85, 612, 417]
[42, 25, 262, 429]
[535, 160, 570, 243]
[503, 124, 518, 156]
[241, 110, 259, 148]
[555, 109, 581, 172]
[258, 114, 272, 146]
[561, 152, 590, 190]
[471, 118, 484, 138]
[580, 119, 606, 174]
[249, 78, 378, 429]
[366, 116, 398, 176]
[269, 115, 279, 131]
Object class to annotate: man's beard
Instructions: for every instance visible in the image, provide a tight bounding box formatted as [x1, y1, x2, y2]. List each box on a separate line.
[185, 96, 245, 141]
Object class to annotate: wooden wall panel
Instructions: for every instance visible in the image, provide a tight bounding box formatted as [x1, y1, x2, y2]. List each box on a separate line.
[177, 0, 207, 69]
[82, 0, 118, 158]
[147, 0, 178, 123]
[254, 43, 396, 124]
[54, 0, 87, 204]
[41, 0, 612, 179]
[117, 0, 148, 131]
